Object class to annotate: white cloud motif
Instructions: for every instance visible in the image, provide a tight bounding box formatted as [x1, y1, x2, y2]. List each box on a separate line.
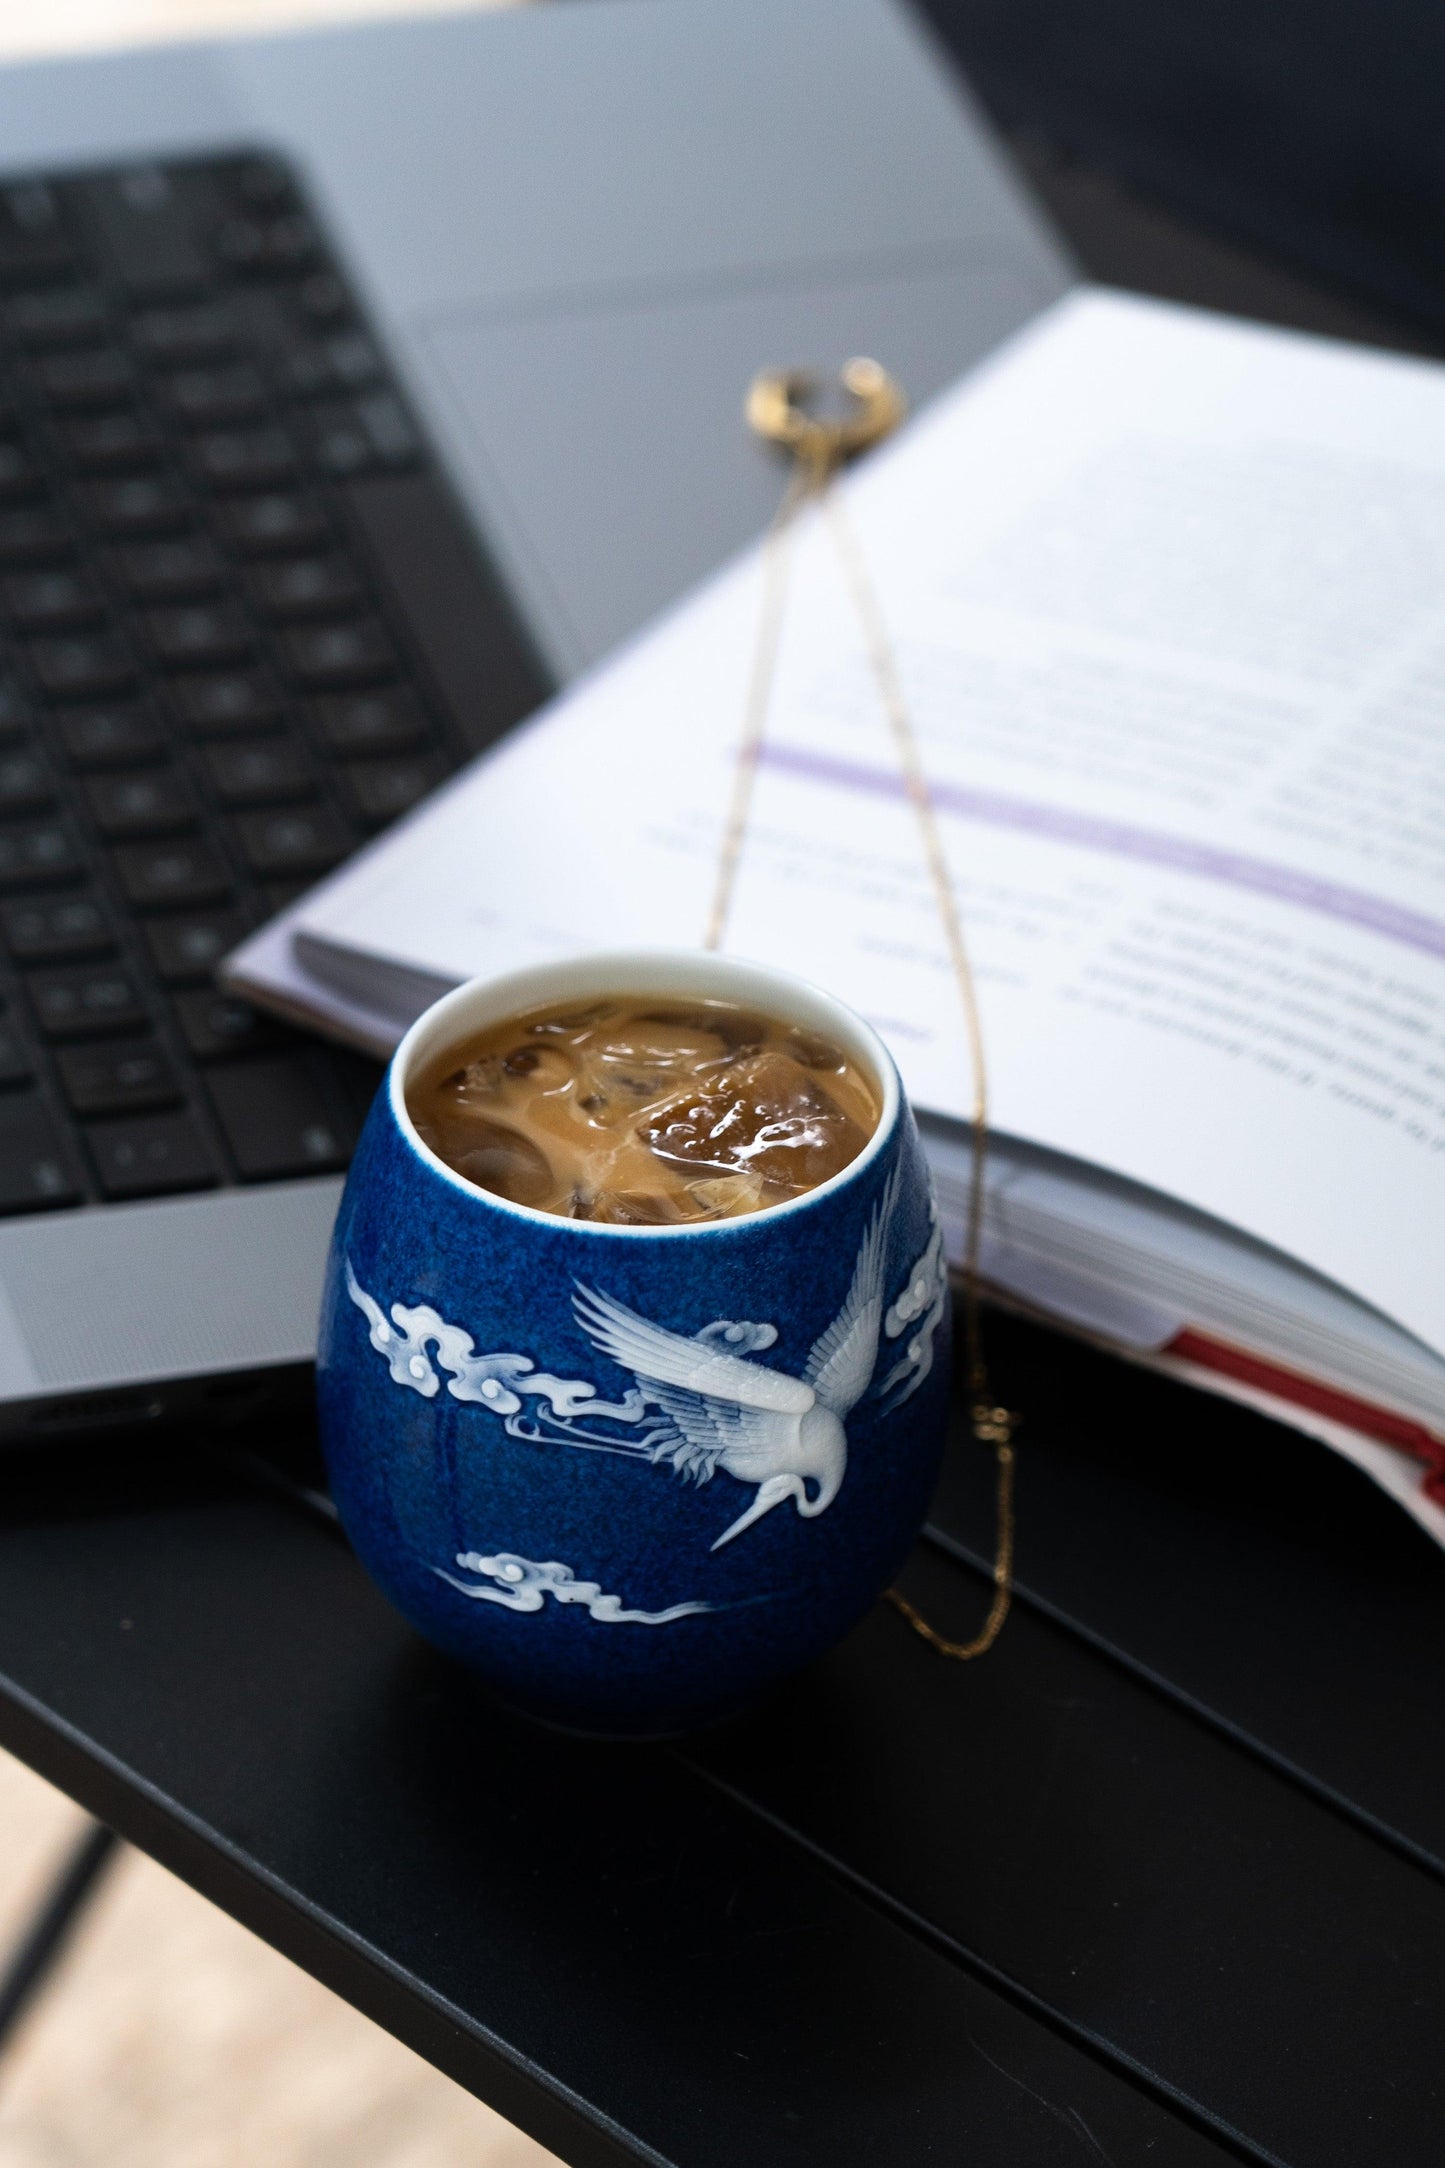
[345, 1262, 457, 1396]
[879, 1202, 949, 1409]
[433, 1551, 711, 1624]
[343, 1259, 654, 1426]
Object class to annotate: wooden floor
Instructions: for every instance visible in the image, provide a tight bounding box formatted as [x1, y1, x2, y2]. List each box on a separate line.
[0, 1749, 559, 2166]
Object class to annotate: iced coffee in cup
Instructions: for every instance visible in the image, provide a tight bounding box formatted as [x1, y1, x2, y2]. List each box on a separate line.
[407, 995, 881, 1224]
[320, 947, 949, 1736]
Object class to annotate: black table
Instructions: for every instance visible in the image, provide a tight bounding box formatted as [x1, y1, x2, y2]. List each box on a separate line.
[2, 156, 1444, 2168]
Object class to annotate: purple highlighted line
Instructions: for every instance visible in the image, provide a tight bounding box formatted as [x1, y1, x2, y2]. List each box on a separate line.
[760, 741, 1445, 966]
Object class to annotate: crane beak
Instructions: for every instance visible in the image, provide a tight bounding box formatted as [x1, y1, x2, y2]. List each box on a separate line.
[709, 1473, 804, 1550]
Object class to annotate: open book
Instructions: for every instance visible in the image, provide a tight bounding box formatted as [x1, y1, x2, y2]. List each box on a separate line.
[229, 290, 1445, 1544]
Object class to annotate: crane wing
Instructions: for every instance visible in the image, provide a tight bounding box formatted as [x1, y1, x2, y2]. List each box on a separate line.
[637, 1377, 789, 1481]
[805, 1164, 901, 1415]
[573, 1284, 813, 1415]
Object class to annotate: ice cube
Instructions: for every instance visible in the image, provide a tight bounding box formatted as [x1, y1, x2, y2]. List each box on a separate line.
[686, 1171, 768, 1218]
[781, 1027, 847, 1073]
[638, 1005, 770, 1055]
[526, 1002, 618, 1038]
[570, 1016, 729, 1116]
[498, 1043, 574, 1091]
[441, 1054, 505, 1103]
[448, 1118, 555, 1206]
[586, 1187, 693, 1225]
[640, 1049, 868, 1190]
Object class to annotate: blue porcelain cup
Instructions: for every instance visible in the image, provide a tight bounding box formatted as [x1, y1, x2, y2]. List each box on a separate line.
[317, 949, 951, 1736]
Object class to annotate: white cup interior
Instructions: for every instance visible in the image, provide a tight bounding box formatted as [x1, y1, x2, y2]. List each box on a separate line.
[389, 947, 900, 1236]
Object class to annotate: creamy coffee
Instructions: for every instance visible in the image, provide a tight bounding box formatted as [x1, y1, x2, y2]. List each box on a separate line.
[407, 994, 880, 1223]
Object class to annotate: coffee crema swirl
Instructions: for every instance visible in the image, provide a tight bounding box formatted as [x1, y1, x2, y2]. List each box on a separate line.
[407, 994, 880, 1224]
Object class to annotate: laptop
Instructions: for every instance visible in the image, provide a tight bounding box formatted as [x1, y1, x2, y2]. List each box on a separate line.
[0, 0, 1071, 1436]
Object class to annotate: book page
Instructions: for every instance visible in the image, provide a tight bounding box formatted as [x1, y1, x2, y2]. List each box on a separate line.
[249, 290, 1445, 1361]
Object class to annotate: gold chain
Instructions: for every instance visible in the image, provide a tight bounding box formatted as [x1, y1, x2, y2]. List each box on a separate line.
[707, 359, 1017, 1660]
[702, 454, 815, 954]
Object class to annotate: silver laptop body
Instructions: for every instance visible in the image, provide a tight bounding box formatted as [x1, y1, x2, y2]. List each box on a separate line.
[0, 0, 1071, 1430]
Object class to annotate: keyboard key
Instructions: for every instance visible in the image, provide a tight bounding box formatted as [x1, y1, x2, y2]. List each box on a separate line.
[130, 302, 233, 364]
[213, 491, 327, 556]
[2, 891, 113, 962]
[162, 363, 266, 427]
[312, 392, 419, 476]
[9, 285, 106, 348]
[143, 907, 249, 985]
[216, 213, 317, 276]
[0, 748, 53, 814]
[113, 837, 232, 909]
[0, 1016, 35, 1085]
[85, 768, 194, 838]
[203, 739, 313, 806]
[87, 1109, 217, 1198]
[235, 803, 350, 877]
[0, 507, 71, 565]
[282, 619, 395, 689]
[280, 331, 381, 399]
[206, 1052, 353, 1179]
[0, 182, 74, 293]
[32, 347, 133, 410]
[0, 1094, 81, 1213]
[191, 426, 296, 491]
[211, 220, 269, 274]
[85, 475, 191, 536]
[171, 668, 285, 736]
[315, 329, 382, 389]
[342, 755, 444, 828]
[114, 535, 224, 603]
[57, 1034, 181, 1115]
[0, 683, 32, 741]
[234, 157, 294, 211]
[57, 701, 166, 769]
[249, 554, 364, 622]
[296, 271, 348, 325]
[174, 988, 285, 1061]
[62, 411, 163, 474]
[279, 348, 335, 399]
[0, 822, 79, 889]
[3, 570, 103, 630]
[0, 440, 43, 501]
[28, 633, 135, 701]
[311, 687, 431, 757]
[145, 601, 252, 670]
[27, 960, 146, 1039]
[77, 165, 209, 298]
[309, 414, 373, 478]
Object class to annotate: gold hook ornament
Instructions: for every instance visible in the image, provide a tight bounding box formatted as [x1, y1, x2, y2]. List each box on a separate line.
[745, 356, 907, 474]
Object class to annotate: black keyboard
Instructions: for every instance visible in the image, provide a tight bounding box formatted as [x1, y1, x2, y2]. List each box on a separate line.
[0, 151, 551, 1214]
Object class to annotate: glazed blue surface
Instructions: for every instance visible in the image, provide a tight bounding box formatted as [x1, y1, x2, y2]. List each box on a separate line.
[318, 1052, 950, 1737]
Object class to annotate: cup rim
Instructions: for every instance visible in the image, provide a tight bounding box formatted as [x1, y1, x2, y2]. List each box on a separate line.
[387, 948, 901, 1238]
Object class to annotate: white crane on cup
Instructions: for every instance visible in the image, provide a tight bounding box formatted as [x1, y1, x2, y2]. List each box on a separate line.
[573, 1167, 900, 1549]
